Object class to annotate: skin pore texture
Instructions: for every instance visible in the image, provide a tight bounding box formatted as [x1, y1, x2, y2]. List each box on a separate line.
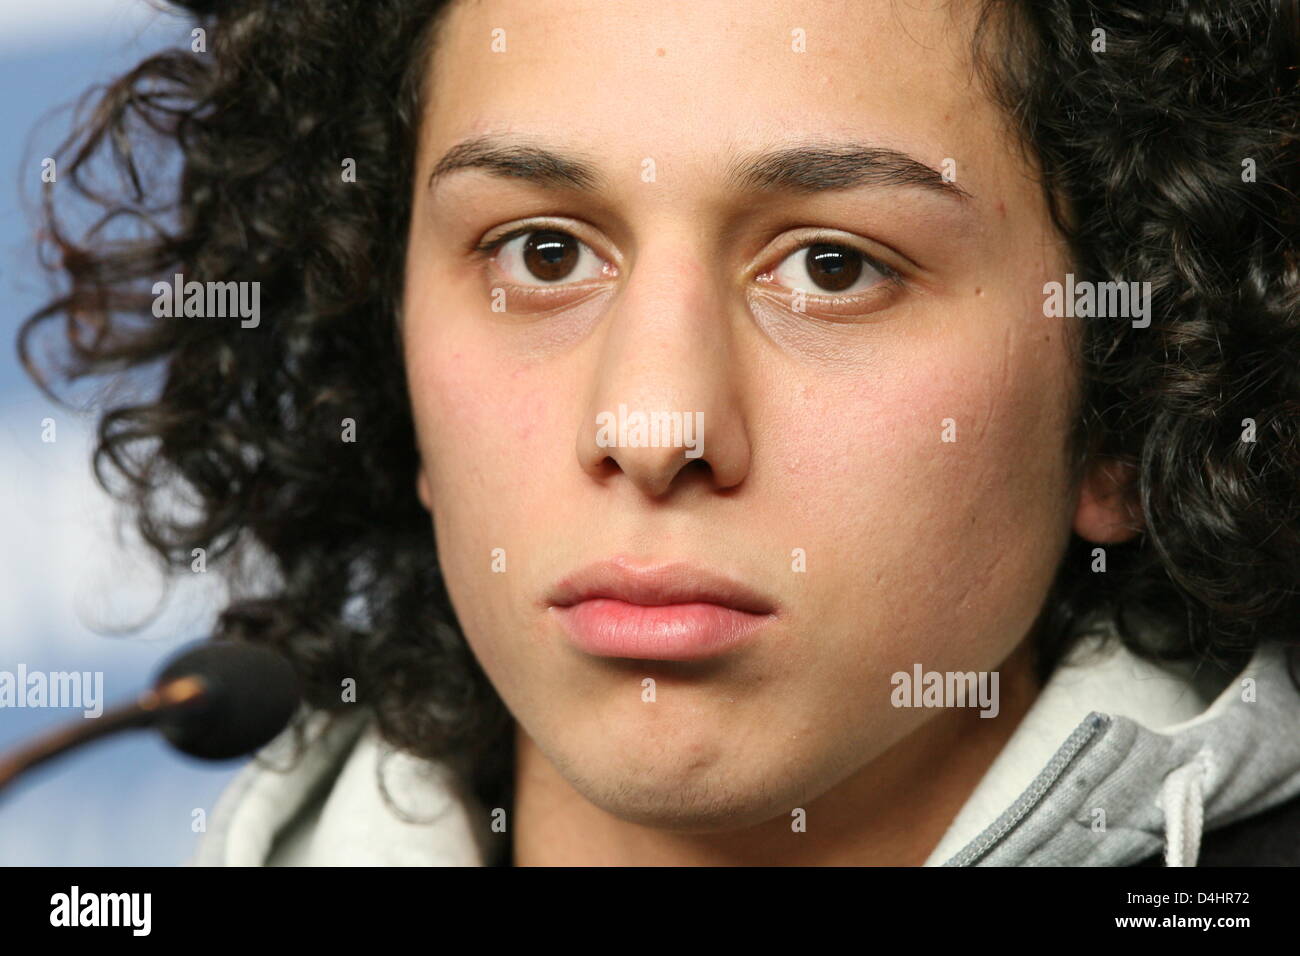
[401, 0, 1137, 865]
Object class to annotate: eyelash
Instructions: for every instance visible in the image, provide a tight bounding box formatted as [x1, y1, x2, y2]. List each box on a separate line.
[472, 226, 535, 257]
[471, 225, 904, 297]
[761, 233, 903, 293]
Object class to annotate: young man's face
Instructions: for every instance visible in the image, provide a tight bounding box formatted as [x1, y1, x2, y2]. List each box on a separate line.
[403, 0, 1093, 834]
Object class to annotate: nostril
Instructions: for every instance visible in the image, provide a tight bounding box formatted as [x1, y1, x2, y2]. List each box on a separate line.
[682, 458, 712, 478]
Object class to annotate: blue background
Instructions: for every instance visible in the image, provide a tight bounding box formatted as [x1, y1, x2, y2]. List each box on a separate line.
[1, 2, 248, 866]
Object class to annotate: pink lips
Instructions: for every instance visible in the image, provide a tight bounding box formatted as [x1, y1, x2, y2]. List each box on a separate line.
[546, 559, 777, 661]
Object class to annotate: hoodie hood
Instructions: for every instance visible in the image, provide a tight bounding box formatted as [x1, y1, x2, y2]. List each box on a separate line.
[191, 708, 491, 866]
[192, 638, 1300, 866]
[927, 637, 1300, 865]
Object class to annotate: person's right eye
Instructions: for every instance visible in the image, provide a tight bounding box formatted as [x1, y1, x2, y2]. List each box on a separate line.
[484, 229, 609, 286]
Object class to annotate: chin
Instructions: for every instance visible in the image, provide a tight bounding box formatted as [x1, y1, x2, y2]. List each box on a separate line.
[544, 729, 813, 833]
[582, 773, 794, 833]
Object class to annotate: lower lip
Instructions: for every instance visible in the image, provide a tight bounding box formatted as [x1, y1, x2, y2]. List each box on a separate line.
[554, 598, 771, 661]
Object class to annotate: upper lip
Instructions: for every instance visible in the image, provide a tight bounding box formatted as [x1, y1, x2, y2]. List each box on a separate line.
[546, 558, 778, 615]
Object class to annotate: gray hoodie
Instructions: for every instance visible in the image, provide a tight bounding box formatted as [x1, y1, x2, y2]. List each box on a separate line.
[191, 636, 1300, 866]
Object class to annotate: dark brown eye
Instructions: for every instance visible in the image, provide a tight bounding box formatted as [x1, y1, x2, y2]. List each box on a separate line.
[523, 231, 580, 282]
[804, 243, 864, 292]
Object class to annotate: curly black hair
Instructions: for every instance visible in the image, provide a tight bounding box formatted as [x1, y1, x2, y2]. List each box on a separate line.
[16, 0, 1300, 808]
[972, 0, 1300, 676]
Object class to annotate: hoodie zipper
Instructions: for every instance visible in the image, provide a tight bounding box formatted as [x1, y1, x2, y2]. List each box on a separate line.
[945, 712, 1112, 866]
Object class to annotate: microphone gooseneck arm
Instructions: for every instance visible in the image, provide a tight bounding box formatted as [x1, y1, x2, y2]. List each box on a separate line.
[0, 676, 208, 797]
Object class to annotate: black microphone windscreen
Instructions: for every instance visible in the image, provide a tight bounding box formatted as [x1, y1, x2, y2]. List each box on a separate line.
[154, 641, 301, 760]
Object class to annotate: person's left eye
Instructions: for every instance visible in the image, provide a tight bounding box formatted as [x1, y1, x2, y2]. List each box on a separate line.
[767, 242, 891, 295]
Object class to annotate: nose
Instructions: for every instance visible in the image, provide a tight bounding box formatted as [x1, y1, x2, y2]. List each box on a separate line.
[575, 245, 752, 499]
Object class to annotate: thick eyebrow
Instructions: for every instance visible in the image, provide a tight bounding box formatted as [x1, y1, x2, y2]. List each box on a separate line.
[726, 143, 972, 202]
[427, 135, 603, 191]
[427, 135, 971, 203]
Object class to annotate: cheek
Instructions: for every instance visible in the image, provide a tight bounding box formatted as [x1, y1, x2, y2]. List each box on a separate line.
[767, 313, 1075, 657]
[404, 331, 545, 585]
[403, 331, 562, 673]
[778, 325, 1069, 511]
[401, 233, 563, 494]
[408, 329, 554, 486]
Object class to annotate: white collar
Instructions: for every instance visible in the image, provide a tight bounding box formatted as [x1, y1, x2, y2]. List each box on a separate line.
[196, 710, 490, 866]
[922, 634, 1223, 864]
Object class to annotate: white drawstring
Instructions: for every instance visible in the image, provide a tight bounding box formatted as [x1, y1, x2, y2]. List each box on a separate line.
[1159, 751, 1211, 866]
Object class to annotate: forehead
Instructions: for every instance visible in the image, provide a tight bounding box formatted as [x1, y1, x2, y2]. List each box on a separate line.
[421, 0, 1016, 194]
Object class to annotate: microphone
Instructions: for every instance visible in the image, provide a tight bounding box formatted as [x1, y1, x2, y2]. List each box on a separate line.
[0, 641, 300, 797]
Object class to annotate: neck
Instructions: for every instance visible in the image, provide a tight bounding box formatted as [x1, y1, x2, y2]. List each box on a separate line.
[510, 641, 1039, 866]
